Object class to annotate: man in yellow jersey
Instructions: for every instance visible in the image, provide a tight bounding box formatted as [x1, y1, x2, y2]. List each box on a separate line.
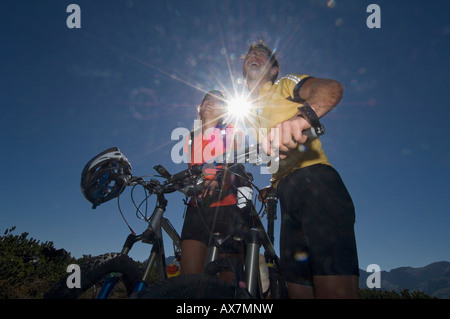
[243, 41, 359, 298]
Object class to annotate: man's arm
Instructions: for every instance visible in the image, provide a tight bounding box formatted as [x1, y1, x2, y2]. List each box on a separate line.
[298, 78, 344, 117]
[263, 78, 344, 158]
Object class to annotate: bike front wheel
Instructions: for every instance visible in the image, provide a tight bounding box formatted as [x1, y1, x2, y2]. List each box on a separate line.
[45, 253, 142, 299]
[137, 273, 251, 299]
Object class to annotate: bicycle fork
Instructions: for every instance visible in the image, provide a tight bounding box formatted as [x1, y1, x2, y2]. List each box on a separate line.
[114, 195, 181, 295]
[245, 228, 264, 297]
[204, 228, 265, 298]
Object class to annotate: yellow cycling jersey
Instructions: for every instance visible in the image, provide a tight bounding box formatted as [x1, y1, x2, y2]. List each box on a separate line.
[249, 73, 331, 186]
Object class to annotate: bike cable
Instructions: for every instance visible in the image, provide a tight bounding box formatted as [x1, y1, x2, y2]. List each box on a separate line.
[116, 187, 136, 235]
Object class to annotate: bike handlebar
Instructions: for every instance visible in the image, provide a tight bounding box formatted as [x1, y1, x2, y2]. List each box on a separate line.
[166, 164, 203, 184]
[126, 126, 323, 196]
[85, 125, 324, 207]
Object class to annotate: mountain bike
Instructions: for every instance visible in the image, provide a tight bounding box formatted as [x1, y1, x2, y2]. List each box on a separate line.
[42, 143, 287, 299]
[138, 183, 287, 299]
[45, 121, 323, 299]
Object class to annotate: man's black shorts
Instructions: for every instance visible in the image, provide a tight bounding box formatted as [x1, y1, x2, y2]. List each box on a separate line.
[277, 164, 359, 286]
[181, 203, 250, 254]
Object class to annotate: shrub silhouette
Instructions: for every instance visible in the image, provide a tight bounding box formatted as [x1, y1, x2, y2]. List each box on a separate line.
[0, 227, 76, 298]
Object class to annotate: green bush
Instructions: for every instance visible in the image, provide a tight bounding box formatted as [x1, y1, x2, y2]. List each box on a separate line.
[0, 227, 77, 299]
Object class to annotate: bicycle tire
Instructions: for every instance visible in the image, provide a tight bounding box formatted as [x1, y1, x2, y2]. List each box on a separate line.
[137, 274, 252, 299]
[44, 253, 142, 299]
[267, 267, 289, 299]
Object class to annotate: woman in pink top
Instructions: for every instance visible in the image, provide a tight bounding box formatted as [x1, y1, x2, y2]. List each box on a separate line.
[180, 90, 249, 280]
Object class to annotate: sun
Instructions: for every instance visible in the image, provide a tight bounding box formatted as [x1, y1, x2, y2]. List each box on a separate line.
[227, 94, 252, 121]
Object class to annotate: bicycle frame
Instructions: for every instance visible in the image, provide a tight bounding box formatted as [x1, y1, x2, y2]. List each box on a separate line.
[203, 188, 288, 299]
[83, 142, 295, 299]
[99, 192, 182, 297]
[74, 124, 326, 299]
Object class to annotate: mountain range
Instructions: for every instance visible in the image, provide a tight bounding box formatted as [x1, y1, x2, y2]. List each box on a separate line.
[358, 261, 450, 298]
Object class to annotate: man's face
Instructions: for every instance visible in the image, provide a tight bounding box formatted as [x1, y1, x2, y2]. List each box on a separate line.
[243, 48, 274, 83]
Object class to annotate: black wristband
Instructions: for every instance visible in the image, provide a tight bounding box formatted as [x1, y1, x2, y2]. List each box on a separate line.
[297, 102, 325, 137]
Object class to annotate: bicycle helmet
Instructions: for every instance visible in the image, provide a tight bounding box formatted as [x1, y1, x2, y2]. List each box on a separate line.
[81, 147, 132, 209]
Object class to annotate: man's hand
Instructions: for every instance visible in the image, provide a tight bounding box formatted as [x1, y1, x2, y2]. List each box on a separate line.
[261, 116, 310, 159]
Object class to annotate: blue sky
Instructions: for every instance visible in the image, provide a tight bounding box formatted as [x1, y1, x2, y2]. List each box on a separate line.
[1, 0, 449, 276]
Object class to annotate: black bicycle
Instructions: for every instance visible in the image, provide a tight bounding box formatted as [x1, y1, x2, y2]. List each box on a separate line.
[44, 144, 288, 299]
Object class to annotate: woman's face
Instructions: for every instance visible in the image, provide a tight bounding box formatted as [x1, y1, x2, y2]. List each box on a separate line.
[199, 94, 227, 124]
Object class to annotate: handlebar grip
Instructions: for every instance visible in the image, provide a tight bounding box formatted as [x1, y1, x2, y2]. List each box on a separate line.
[170, 164, 203, 183]
[170, 169, 191, 183]
[291, 128, 321, 144]
[189, 164, 203, 175]
[302, 127, 319, 138]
